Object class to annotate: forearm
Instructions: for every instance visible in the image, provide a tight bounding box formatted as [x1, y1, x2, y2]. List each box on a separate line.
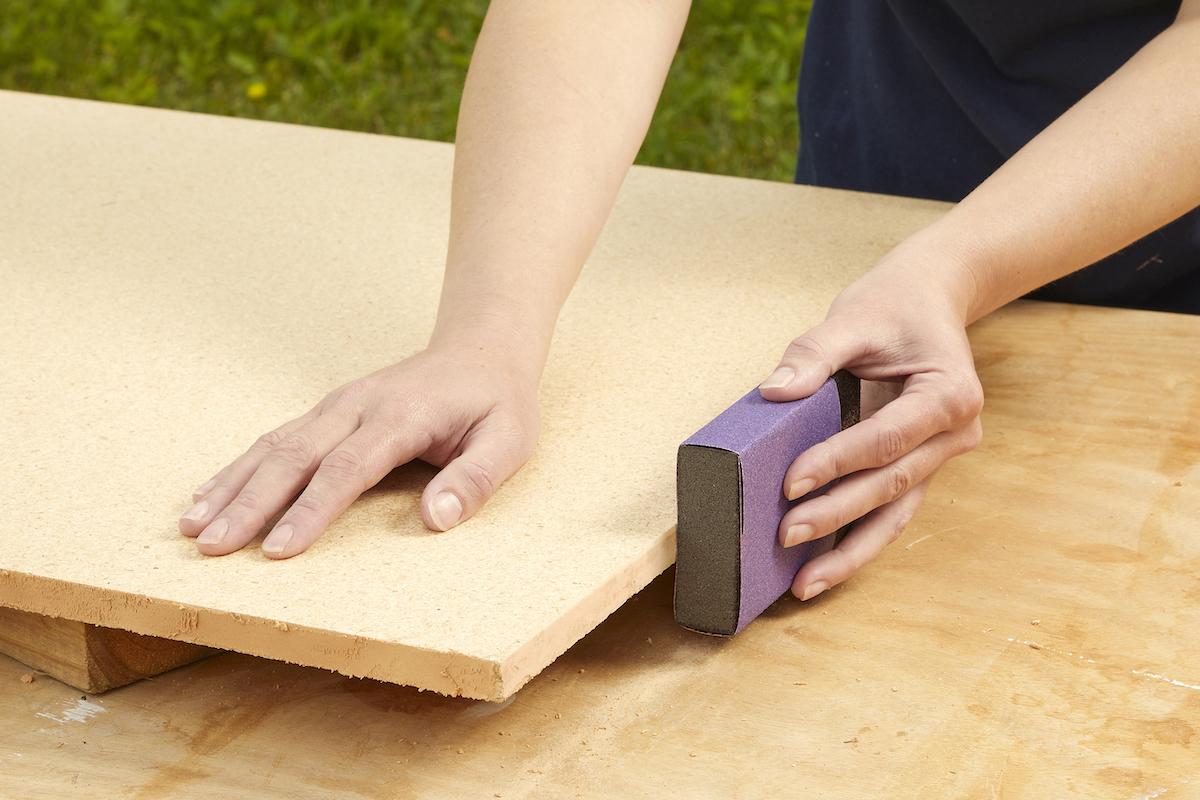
[762, 4, 1200, 598]
[184, 1, 692, 552]
[893, 0, 1200, 325]
[431, 0, 691, 377]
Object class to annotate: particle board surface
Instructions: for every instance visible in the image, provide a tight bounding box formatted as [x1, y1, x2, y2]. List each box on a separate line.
[3, 299, 1198, 797]
[0, 90, 951, 700]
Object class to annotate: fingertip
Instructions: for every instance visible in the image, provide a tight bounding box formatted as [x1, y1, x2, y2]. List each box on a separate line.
[759, 367, 795, 392]
[798, 580, 829, 602]
[196, 517, 227, 545]
[178, 500, 210, 536]
[780, 522, 815, 549]
[193, 517, 264, 557]
[785, 476, 817, 502]
[425, 491, 464, 532]
[759, 365, 833, 402]
[261, 523, 297, 559]
[790, 546, 850, 601]
[793, 558, 837, 601]
[194, 518, 237, 556]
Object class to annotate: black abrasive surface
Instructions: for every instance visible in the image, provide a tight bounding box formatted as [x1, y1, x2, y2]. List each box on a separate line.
[674, 445, 742, 635]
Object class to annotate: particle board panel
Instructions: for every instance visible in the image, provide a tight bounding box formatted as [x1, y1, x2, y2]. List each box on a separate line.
[3, 294, 1199, 799]
[0, 90, 951, 700]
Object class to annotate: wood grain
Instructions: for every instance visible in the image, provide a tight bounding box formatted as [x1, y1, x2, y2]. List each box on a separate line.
[0, 606, 214, 692]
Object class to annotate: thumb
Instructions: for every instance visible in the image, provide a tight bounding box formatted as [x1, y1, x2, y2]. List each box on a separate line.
[419, 426, 534, 532]
[758, 318, 860, 402]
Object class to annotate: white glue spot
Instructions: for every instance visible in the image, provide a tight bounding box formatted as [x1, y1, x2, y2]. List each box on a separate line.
[37, 698, 106, 724]
[1131, 670, 1200, 692]
[1130, 789, 1168, 800]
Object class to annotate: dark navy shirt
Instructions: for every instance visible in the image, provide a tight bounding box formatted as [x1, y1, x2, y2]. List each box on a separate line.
[795, 0, 1200, 313]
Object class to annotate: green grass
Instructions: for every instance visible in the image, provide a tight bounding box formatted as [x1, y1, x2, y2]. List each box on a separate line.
[648, 2, 811, 179]
[0, 0, 810, 181]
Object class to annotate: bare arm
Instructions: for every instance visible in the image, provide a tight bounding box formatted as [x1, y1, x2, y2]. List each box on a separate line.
[917, 0, 1200, 323]
[180, 0, 691, 557]
[437, 0, 691, 362]
[764, 0, 1200, 599]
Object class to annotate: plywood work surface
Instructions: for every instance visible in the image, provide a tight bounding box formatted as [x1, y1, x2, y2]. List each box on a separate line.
[0, 91, 952, 700]
[3, 299, 1198, 797]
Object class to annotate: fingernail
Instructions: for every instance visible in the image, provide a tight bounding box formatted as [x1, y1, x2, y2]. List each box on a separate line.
[801, 580, 829, 601]
[783, 523, 815, 548]
[760, 367, 796, 391]
[194, 479, 217, 498]
[181, 500, 209, 522]
[429, 492, 463, 531]
[786, 477, 817, 501]
[262, 524, 293, 556]
[197, 517, 229, 546]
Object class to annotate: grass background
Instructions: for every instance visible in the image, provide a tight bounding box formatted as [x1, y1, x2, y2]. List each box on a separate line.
[0, 0, 812, 181]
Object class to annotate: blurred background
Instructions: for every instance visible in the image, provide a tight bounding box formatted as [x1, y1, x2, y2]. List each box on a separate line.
[0, 0, 812, 181]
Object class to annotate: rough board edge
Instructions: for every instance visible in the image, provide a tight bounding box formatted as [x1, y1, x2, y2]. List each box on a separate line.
[0, 569, 505, 701]
[2, 529, 676, 701]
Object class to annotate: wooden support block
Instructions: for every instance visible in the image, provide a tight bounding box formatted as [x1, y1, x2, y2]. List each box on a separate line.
[0, 606, 216, 693]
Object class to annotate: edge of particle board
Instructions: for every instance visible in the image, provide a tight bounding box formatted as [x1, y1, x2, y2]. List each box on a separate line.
[0, 569, 506, 700]
[0, 531, 674, 701]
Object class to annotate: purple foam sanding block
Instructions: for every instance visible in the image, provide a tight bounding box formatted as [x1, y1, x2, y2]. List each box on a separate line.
[674, 371, 860, 635]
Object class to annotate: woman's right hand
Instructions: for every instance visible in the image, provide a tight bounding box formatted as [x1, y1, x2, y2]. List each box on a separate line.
[178, 342, 541, 559]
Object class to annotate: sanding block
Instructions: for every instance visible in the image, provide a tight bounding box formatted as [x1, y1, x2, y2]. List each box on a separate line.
[674, 371, 860, 635]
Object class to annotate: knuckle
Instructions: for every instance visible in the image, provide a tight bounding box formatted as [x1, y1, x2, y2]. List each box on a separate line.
[876, 423, 908, 463]
[784, 334, 830, 365]
[493, 416, 538, 458]
[945, 375, 985, 422]
[813, 493, 852, 534]
[882, 464, 914, 501]
[318, 448, 369, 485]
[960, 417, 984, 452]
[286, 492, 330, 521]
[252, 429, 288, 454]
[457, 459, 500, 502]
[885, 510, 913, 545]
[806, 441, 836, 482]
[883, 483, 926, 544]
[328, 379, 370, 410]
[831, 543, 866, 580]
[224, 490, 269, 527]
[227, 487, 266, 512]
[270, 433, 319, 470]
[893, 499, 919, 534]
